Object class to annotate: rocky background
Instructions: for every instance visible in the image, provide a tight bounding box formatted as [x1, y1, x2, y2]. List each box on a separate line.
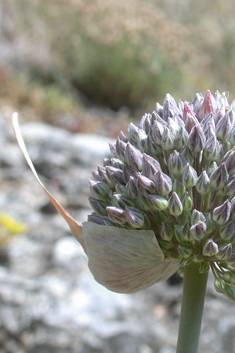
[0, 113, 235, 353]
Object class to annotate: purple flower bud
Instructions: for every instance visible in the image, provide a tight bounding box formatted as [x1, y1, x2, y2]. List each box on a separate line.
[160, 222, 174, 241]
[125, 142, 143, 171]
[185, 113, 199, 133]
[213, 199, 231, 225]
[191, 209, 206, 225]
[220, 219, 235, 241]
[217, 244, 233, 260]
[183, 102, 197, 122]
[163, 93, 181, 120]
[146, 135, 162, 156]
[111, 158, 124, 169]
[154, 170, 172, 196]
[210, 163, 229, 189]
[89, 180, 110, 199]
[174, 225, 184, 242]
[151, 120, 164, 145]
[92, 169, 101, 181]
[227, 177, 235, 196]
[161, 127, 175, 151]
[126, 176, 138, 199]
[182, 220, 193, 241]
[137, 175, 156, 194]
[139, 113, 152, 134]
[118, 130, 129, 143]
[223, 148, 235, 176]
[190, 221, 207, 241]
[182, 163, 198, 188]
[116, 138, 127, 162]
[106, 206, 126, 224]
[188, 125, 206, 154]
[109, 143, 118, 157]
[204, 136, 221, 161]
[88, 213, 104, 225]
[168, 192, 183, 216]
[198, 90, 216, 121]
[125, 207, 145, 228]
[142, 154, 161, 181]
[106, 166, 125, 185]
[216, 111, 232, 141]
[175, 126, 189, 150]
[196, 171, 211, 195]
[203, 239, 219, 257]
[146, 194, 168, 211]
[89, 197, 108, 216]
[168, 150, 187, 176]
[128, 122, 140, 144]
[112, 194, 136, 209]
[98, 166, 115, 188]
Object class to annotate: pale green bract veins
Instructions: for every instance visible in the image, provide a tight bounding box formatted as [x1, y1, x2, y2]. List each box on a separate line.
[13, 90, 235, 299]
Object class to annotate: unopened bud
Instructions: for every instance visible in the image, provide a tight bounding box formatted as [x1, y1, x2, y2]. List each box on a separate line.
[112, 194, 136, 209]
[218, 243, 233, 260]
[163, 93, 180, 119]
[89, 180, 110, 199]
[175, 126, 189, 149]
[223, 147, 235, 176]
[151, 120, 164, 145]
[106, 206, 126, 224]
[160, 222, 174, 241]
[172, 180, 186, 198]
[214, 278, 227, 294]
[146, 194, 168, 211]
[213, 199, 231, 225]
[168, 150, 187, 176]
[204, 212, 217, 234]
[174, 225, 184, 242]
[125, 206, 145, 228]
[178, 244, 193, 258]
[183, 163, 198, 188]
[203, 239, 219, 257]
[225, 285, 235, 301]
[220, 220, 235, 241]
[199, 90, 216, 120]
[227, 177, 235, 196]
[116, 138, 127, 162]
[126, 176, 138, 199]
[182, 192, 193, 211]
[106, 166, 125, 185]
[125, 142, 143, 171]
[204, 136, 221, 161]
[154, 170, 172, 196]
[89, 197, 108, 216]
[161, 127, 175, 151]
[142, 154, 161, 181]
[190, 221, 207, 241]
[168, 192, 183, 216]
[210, 163, 229, 189]
[188, 125, 206, 154]
[182, 220, 193, 241]
[137, 175, 155, 194]
[98, 166, 115, 188]
[216, 111, 232, 141]
[196, 171, 210, 194]
[88, 213, 104, 225]
[191, 209, 206, 225]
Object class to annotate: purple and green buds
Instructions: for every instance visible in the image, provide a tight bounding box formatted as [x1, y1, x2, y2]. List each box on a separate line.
[183, 164, 198, 188]
[203, 239, 219, 257]
[213, 199, 231, 225]
[124, 206, 145, 228]
[188, 125, 206, 154]
[190, 221, 207, 241]
[106, 206, 126, 224]
[154, 170, 172, 196]
[168, 192, 183, 216]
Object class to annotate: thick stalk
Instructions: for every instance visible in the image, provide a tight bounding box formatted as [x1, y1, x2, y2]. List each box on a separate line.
[176, 262, 208, 353]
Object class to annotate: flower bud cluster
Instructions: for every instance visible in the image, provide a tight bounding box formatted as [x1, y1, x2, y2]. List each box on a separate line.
[88, 90, 235, 300]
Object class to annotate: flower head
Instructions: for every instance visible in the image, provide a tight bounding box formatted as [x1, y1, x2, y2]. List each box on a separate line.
[12, 90, 235, 299]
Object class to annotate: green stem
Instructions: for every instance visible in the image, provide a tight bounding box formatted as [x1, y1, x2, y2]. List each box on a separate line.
[176, 262, 208, 353]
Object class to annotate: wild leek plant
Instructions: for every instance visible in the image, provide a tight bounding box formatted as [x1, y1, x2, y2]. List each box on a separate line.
[13, 90, 235, 353]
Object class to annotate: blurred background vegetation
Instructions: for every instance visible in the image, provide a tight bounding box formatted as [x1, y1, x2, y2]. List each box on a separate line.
[1, 0, 235, 135]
